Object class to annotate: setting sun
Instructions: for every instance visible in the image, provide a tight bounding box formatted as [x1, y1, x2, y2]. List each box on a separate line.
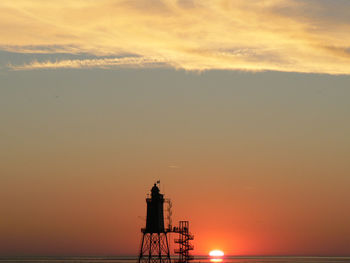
[209, 250, 225, 257]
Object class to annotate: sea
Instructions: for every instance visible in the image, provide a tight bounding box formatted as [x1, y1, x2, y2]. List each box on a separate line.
[0, 257, 349, 263]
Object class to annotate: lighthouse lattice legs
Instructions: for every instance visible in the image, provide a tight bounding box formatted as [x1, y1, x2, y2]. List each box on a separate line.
[138, 233, 171, 263]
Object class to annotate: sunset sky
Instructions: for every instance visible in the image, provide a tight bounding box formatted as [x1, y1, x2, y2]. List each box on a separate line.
[1, 0, 350, 257]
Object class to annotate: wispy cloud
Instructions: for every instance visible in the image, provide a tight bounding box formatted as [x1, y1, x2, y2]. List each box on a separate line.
[168, 165, 180, 169]
[8, 56, 169, 70]
[0, 45, 82, 54]
[1, 0, 350, 73]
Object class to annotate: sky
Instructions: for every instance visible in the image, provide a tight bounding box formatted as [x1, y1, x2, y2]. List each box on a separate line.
[1, 0, 350, 257]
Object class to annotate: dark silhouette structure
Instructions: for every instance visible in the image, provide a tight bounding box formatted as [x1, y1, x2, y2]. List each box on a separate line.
[174, 221, 194, 263]
[139, 184, 171, 263]
[138, 183, 194, 263]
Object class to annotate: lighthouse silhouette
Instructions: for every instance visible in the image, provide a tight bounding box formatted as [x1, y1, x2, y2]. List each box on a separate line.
[138, 183, 194, 263]
[138, 183, 171, 263]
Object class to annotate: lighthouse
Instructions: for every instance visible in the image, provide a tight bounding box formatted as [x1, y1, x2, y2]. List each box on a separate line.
[138, 184, 171, 263]
[138, 183, 194, 263]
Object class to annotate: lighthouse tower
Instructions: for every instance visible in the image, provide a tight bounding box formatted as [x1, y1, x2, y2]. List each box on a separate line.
[138, 184, 171, 263]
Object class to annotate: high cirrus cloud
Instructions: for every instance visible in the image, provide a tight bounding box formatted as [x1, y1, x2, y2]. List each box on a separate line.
[1, 0, 350, 73]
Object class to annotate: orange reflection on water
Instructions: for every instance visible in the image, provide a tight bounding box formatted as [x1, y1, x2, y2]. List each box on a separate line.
[210, 259, 223, 263]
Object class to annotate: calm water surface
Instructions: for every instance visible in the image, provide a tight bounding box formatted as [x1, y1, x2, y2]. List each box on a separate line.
[0, 257, 349, 263]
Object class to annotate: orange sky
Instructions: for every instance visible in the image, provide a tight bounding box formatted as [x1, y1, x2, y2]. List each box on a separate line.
[1, 70, 350, 256]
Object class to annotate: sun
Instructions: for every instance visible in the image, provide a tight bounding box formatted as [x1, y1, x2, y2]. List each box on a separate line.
[209, 250, 224, 257]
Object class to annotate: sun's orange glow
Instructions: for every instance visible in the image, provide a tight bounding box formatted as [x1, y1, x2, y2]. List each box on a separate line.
[210, 259, 223, 263]
[209, 250, 224, 257]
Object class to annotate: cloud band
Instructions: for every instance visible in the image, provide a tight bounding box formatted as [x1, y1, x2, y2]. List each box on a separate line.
[1, 0, 350, 73]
